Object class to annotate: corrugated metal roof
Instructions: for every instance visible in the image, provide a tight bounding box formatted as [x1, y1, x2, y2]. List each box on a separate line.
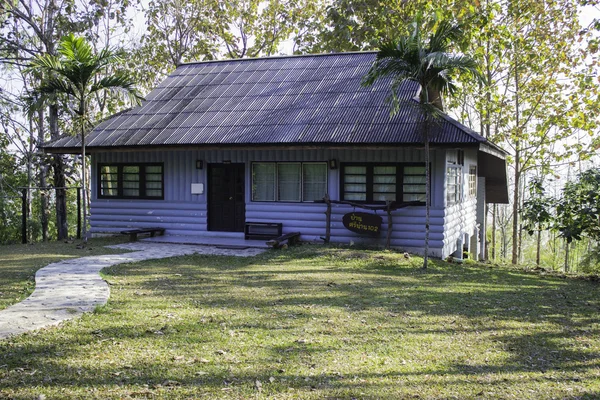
[44, 52, 495, 151]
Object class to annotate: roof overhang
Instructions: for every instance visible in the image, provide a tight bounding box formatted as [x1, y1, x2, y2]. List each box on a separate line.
[478, 145, 509, 204]
[43, 142, 484, 155]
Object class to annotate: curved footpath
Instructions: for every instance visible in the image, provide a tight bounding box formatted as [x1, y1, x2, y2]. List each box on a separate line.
[0, 242, 264, 340]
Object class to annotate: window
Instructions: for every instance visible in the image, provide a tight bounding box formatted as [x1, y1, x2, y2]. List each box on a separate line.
[303, 163, 328, 201]
[252, 162, 327, 202]
[278, 163, 301, 201]
[373, 166, 397, 202]
[446, 149, 464, 205]
[446, 166, 462, 205]
[98, 164, 164, 199]
[343, 165, 367, 201]
[468, 165, 477, 198]
[403, 165, 427, 202]
[447, 149, 464, 166]
[341, 163, 427, 204]
[252, 163, 276, 201]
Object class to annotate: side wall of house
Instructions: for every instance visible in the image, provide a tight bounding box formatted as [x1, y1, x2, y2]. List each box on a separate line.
[91, 148, 449, 255]
[441, 148, 479, 259]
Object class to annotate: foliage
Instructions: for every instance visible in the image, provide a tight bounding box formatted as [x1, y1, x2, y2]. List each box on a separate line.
[219, 0, 311, 59]
[133, 0, 222, 90]
[461, 0, 598, 264]
[0, 245, 599, 398]
[1, 0, 138, 242]
[0, 136, 26, 244]
[301, 0, 480, 53]
[134, 0, 319, 92]
[521, 178, 553, 236]
[30, 34, 143, 123]
[579, 245, 600, 274]
[555, 168, 600, 244]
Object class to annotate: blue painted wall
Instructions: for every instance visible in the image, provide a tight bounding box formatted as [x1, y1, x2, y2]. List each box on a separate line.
[91, 147, 472, 257]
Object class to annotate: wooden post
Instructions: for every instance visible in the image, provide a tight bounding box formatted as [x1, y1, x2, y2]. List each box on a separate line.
[324, 194, 331, 243]
[77, 187, 82, 239]
[21, 188, 28, 244]
[386, 201, 392, 250]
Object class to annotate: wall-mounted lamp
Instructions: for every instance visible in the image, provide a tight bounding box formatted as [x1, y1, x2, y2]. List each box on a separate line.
[196, 160, 204, 169]
[329, 159, 338, 170]
[223, 160, 232, 164]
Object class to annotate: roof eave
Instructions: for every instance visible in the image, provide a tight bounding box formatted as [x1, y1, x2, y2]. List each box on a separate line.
[43, 141, 484, 155]
[478, 142, 508, 159]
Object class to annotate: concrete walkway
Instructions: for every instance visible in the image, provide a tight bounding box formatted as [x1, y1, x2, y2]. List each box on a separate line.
[0, 242, 265, 340]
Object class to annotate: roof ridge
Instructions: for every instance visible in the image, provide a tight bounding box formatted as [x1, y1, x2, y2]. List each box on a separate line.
[178, 51, 378, 67]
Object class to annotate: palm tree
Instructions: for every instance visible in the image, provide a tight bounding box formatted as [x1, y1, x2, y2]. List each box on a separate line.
[30, 34, 143, 242]
[362, 15, 481, 269]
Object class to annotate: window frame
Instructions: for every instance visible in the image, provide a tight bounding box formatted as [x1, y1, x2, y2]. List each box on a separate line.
[446, 165, 462, 205]
[468, 165, 477, 198]
[340, 162, 427, 205]
[97, 163, 164, 200]
[251, 161, 328, 203]
[446, 149, 465, 206]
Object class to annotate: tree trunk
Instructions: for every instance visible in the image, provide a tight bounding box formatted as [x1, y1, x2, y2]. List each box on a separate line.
[536, 223, 541, 266]
[27, 116, 35, 243]
[564, 240, 570, 272]
[426, 87, 444, 112]
[420, 84, 434, 270]
[37, 108, 49, 241]
[500, 207, 507, 259]
[491, 203, 497, 260]
[552, 230, 558, 270]
[423, 136, 430, 269]
[512, 164, 521, 265]
[511, 38, 522, 265]
[49, 104, 69, 240]
[53, 157, 68, 239]
[81, 117, 88, 243]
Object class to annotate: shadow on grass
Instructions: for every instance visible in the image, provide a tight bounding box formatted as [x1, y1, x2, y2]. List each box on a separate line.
[1, 245, 599, 397]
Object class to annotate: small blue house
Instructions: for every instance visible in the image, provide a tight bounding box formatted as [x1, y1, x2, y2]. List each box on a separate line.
[45, 52, 508, 259]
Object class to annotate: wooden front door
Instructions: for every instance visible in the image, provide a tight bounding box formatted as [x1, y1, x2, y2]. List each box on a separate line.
[208, 163, 245, 232]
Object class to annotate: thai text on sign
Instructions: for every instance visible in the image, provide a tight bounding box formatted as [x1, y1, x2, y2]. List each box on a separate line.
[342, 212, 382, 236]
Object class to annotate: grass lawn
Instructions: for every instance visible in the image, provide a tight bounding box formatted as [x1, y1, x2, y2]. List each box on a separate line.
[0, 237, 130, 311]
[0, 245, 599, 399]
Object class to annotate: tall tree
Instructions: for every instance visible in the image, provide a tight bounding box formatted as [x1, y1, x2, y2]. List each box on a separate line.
[2, 0, 135, 241]
[301, 0, 481, 53]
[362, 15, 481, 269]
[442, 0, 599, 265]
[219, 0, 315, 59]
[30, 34, 142, 242]
[134, 0, 221, 90]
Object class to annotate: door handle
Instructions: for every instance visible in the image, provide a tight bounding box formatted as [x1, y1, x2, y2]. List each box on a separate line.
[229, 196, 233, 200]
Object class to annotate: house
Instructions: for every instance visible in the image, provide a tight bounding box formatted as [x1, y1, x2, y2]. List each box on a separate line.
[44, 52, 508, 259]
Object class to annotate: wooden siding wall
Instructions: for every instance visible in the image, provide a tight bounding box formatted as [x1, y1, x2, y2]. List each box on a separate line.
[441, 148, 479, 259]
[91, 148, 454, 254]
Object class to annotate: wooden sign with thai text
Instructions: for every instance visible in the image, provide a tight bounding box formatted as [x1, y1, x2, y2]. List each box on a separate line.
[342, 212, 382, 236]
